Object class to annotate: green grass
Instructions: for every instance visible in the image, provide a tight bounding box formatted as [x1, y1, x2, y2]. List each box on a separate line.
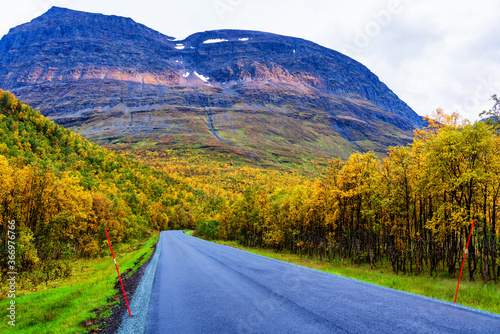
[215, 240, 500, 315]
[0, 235, 156, 333]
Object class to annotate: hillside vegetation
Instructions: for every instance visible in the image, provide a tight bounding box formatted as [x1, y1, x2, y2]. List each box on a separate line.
[0, 90, 309, 289]
[194, 109, 500, 283]
[1, 89, 500, 293]
[0, 90, 203, 283]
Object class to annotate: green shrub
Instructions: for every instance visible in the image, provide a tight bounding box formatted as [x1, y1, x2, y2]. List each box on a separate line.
[195, 220, 220, 240]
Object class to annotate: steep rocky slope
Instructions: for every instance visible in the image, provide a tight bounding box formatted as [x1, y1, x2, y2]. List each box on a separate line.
[0, 7, 422, 165]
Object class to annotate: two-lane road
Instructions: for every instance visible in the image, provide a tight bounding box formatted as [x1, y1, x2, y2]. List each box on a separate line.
[145, 231, 500, 333]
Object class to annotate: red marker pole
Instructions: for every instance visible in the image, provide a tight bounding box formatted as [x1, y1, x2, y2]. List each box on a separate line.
[220, 227, 223, 244]
[454, 220, 475, 303]
[105, 228, 132, 317]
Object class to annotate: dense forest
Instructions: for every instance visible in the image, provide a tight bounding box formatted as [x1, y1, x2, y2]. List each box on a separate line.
[1, 89, 500, 285]
[0, 90, 303, 283]
[206, 108, 500, 282]
[0, 90, 204, 274]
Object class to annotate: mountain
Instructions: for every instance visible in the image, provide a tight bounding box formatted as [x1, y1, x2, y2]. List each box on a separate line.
[0, 7, 422, 165]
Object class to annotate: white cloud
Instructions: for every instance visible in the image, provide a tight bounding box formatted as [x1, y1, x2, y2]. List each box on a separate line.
[1, 0, 499, 121]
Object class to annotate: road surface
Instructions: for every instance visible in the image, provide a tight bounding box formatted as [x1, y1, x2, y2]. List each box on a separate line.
[145, 231, 500, 333]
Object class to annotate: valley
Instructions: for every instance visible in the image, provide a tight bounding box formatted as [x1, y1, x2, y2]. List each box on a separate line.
[0, 6, 499, 333]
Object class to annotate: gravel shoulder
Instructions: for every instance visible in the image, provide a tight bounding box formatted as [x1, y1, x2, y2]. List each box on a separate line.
[84, 235, 160, 333]
[116, 232, 163, 334]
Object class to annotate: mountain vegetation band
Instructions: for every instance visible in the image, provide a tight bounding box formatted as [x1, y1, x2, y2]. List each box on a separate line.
[1, 91, 500, 286]
[0, 6, 499, 293]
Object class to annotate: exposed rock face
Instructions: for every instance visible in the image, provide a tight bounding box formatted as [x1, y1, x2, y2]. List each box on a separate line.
[0, 7, 422, 164]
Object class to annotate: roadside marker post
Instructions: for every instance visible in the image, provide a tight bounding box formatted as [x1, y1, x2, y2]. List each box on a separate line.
[105, 228, 132, 317]
[454, 220, 475, 303]
[220, 227, 224, 244]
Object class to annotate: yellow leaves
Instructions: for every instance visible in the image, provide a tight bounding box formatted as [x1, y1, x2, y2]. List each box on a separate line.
[81, 240, 100, 258]
[0, 155, 14, 205]
[149, 200, 171, 231]
[415, 108, 470, 141]
[17, 228, 40, 270]
[425, 203, 468, 240]
[54, 172, 93, 223]
[77, 147, 88, 159]
[394, 233, 406, 253]
[0, 90, 20, 115]
[22, 141, 31, 152]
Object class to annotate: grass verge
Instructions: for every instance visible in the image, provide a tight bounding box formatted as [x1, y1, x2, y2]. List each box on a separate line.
[215, 240, 500, 315]
[0, 235, 156, 333]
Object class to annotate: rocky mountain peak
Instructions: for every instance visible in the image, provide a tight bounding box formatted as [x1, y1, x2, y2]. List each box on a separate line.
[0, 7, 422, 164]
[8, 6, 173, 41]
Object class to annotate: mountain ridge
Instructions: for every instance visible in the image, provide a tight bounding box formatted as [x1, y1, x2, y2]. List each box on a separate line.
[0, 6, 422, 165]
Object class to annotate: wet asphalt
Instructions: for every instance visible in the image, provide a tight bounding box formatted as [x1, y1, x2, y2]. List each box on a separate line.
[145, 231, 500, 333]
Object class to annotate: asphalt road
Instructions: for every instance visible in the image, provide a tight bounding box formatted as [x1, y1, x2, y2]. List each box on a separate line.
[145, 231, 500, 333]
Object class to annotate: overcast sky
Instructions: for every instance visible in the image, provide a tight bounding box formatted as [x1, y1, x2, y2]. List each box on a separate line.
[1, 0, 499, 120]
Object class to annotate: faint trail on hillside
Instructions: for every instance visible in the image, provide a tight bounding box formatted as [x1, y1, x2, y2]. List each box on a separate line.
[198, 102, 265, 168]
